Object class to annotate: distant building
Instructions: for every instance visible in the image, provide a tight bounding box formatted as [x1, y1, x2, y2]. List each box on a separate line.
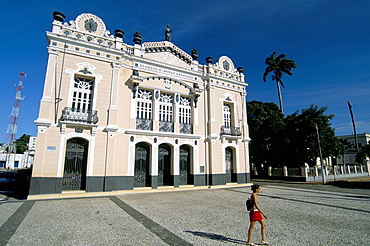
[29, 12, 250, 196]
[0, 137, 36, 169]
[28, 137, 37, 151]
[337, 133, 370, 164]
[0, 153, 33, 169]
[338, 133, 370, 151]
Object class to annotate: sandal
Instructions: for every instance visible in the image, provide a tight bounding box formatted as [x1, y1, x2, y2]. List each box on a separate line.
[261, 242, 270, 245]
[247, 243, 255, 246]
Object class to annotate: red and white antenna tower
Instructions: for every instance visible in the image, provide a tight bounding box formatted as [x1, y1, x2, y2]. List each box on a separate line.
[4, 72, 26, 153]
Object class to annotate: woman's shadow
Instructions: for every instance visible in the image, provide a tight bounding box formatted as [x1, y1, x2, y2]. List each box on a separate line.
[184, 230, 249, 245]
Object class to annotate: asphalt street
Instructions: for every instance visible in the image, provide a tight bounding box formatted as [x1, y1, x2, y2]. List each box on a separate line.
[0, 181, 369, 245]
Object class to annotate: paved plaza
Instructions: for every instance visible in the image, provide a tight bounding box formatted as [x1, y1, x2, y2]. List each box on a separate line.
[0, 182, 369, 245]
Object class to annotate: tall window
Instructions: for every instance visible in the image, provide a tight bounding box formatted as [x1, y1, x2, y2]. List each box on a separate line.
[159, 93, 173, 122]
[179, 97, 191, 124]
[223, 103, 232, 128]
[179, 96, 192, 134]
[221, 103, 240, 136]
[136, 89, 153, 130]
[137, 89, 153, 120]
[159, 93, 173, 132]
[60, 76, 98, 124]
[72, 76, 94, 112]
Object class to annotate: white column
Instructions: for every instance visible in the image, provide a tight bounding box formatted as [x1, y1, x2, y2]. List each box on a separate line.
[173, 146, 179, 175]
[127, 143, 135, 176]
[151, 144, 159, 176]
[57, 132, 66, 177]
[87, 127, 97, 176]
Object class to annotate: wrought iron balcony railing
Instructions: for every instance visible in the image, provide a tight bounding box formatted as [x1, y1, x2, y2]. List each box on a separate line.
[220, 126, 241, 136]
[136, 118, 153, 131]
[159, 121, 174, 132]
[180, 123, 193, 134]
[60, 107, 99, 124]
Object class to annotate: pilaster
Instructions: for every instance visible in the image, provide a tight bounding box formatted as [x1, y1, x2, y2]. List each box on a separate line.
[153, 90, 160, 131]
[107, 63, 121, 126]
[38, 50, 58, 122]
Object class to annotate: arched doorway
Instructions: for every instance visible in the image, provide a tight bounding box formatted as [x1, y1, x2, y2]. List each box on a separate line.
[180, 145, 193, 185]
[225, 147, 237, 183]
[134, 142, 150, 187]
[158, 143, 172, 186]
[62, 138, 88, 190]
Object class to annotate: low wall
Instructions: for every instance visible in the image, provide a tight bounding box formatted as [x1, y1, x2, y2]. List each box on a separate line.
[256, 164, 370, 182]
[305, 172, 368, 182]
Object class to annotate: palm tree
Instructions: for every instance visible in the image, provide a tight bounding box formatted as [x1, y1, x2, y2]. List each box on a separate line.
[263, 51, 297, 114]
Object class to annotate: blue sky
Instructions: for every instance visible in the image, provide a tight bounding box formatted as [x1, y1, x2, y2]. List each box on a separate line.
[1, 0, 369, 142]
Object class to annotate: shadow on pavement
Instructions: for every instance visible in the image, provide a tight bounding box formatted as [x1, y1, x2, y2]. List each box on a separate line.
[328, 180, 370, 189]
[184, 231, 248, 245]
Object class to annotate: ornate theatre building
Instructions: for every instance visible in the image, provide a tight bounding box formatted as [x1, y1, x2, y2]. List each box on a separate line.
[29, 12, 251, 197]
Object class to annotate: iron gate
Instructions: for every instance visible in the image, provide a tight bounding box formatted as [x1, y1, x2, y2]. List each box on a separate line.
[134, 146, 148, 187]
[225, 147, 233, 183]
[158, 145, 172, 186]
[179, 148, 189, 185]
[62, 138, 88, 190]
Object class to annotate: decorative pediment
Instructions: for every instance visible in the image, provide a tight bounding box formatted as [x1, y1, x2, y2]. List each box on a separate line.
[215, 56, 235, 72]
[74, 13, 106, 35]
[143, 41, 192, 69]
[66, 62, 99, 78]
[61, 13, 114, 39]
[210, 56, 244, 81]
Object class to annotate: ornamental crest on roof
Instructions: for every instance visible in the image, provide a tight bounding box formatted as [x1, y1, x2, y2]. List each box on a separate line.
[64, 13, 108, 37]
[216, 56, 235, 72]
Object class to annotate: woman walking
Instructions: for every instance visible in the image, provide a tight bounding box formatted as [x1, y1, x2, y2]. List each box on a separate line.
[247, 184, 269, 245]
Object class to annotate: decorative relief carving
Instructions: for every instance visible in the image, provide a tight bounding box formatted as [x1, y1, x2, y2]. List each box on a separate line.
[84, 18, 98, 32]
[147, 52, 189, 69]
[223, 60, 230, 71]
[143, 41, 192, 67]
[220, 92, 235, 103]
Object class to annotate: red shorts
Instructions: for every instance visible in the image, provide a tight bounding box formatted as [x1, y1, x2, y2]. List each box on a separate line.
[249, 210, 263, 222]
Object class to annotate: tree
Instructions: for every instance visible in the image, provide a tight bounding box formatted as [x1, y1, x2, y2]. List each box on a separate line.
[15, 134, 31, 154]
[284, 105, 343, 167]
[247, 101, 344, 171]
[356, 141, 370, 164]
[263, 51, 297, 113]
[247, 100, 286, 175]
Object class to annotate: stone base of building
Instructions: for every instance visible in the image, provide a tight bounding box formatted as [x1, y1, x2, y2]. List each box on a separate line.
[28, 173, 250, 196]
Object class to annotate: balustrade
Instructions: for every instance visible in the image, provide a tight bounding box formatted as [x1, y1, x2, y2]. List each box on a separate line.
[220, 126, 241, 136]
[60, 107, 98, 124]
[159, 121, 174, 132]
[180, 123, 193, 134]
[136, 118, 153, 131]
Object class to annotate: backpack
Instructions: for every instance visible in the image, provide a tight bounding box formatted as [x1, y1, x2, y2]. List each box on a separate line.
[246, 198, 253, 211]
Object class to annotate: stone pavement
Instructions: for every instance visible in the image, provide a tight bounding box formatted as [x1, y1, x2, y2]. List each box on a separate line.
[0, 183, 369, 245]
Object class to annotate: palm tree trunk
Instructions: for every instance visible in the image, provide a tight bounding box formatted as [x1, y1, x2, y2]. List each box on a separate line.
[276, 80, 284, 114]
